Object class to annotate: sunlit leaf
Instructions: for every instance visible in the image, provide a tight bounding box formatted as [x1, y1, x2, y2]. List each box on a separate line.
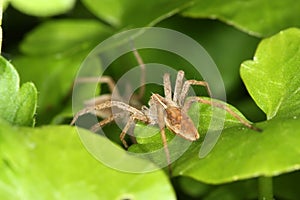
[181, 0, 300, 37]
[172, 28, 300, 184]
[241, 28, 300, 119]
[10, 0, 76, 17]
[173, 117, 300, 184]
[0, 120, 176, 199]
[0, 56, 37, 126]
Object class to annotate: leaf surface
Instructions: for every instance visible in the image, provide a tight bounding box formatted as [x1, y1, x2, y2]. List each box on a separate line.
[82, 0, 194, 28]
[241, 28, 300, 119]
[182, 0, 300, 37]
[0, 120, 176, 199]
[0, 57, 37, 126]
[10, 0, 76, 17]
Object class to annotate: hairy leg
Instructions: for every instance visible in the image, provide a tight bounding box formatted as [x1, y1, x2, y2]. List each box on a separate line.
[183, 97, 262, 131]
[119, 115, 136, 148]
[179, 80, 212, 106]
[155, 97, 172, 175]
[173, 70, 185, 103]
[90, 113, 123, 132]
[163, 73, 172, 101]
[71, 101, 147, 125]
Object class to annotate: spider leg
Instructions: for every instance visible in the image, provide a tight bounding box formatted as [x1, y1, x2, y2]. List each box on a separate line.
[183, 97, 262, 132]
[179, 80, 212, 106]
[84, 94, 113, 119]
[70, 101, 146, 125]
[163, 73, 172, 101]
[90, 113, 123, 132]
[119, 115, 136, 148]
[173, 70, 185, 103]
[155, 98, 172, 175]
[75, 76, 121, 100]
[84, 94, 112, 106]
[132, 46, 146, 100]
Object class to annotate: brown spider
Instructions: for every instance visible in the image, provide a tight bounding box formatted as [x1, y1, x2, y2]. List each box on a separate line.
[71, 59, 261, 172]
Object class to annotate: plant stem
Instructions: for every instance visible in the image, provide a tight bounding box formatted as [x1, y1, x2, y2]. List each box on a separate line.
[258, 176, 273, 200]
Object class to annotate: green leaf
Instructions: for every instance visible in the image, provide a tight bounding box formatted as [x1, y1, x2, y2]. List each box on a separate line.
[81, 0, 194, 28]
[13, 20, 112, 124]
[0, 120, 176, 199]
[170, 28, 300, 183]
[0, 56, 37, 126]
[10, 0, 76, 17]
[12, 50, 99, 124]
[2, 0, 10, 10]
[20, 19, 112, 55]
[173, 117, 300, 184]
[133, 97, 253, 145]
[130, 98, 255, 168]
[132, 18, 260, 95]
[181, 0, 300, 37]
[81, 0, 122, 27]
[241, 28, 300, 119]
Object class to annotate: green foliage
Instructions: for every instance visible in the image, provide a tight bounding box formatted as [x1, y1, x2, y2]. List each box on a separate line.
[1, 0, 300, 199]
[182, 0, 300, 37]
[9, 0, 76, 17]
[12, 20, 112, 124]
[172, 28, 300, 184]
[0, 57, 37, 126]
[173, 118, 300, 183]
[19, 19, 111, 55]
[81, 0, 194, 28]
[0, 119, 175, 199]
[241, 28, 300, 119]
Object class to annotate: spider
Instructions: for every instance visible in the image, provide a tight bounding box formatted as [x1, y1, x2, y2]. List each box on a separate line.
[71, 55, 261, 173]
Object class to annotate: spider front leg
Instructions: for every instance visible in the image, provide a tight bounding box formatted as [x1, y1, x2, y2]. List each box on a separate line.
[71, 100, 149, 148]
[183, 97, 262, 132]
[152, 95, 172, 175]
[91, 112, 143, 148]
[179, 79, 212, 106]
[172, 70, 184, 103]
[70, 101, 146, 126]
[119, 115, 137, 148]
[90, 113, 123, 132]
[163, 70, 185, 103]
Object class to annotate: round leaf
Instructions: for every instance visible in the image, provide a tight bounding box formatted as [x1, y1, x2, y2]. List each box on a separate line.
[10, 0, 76, 17]
[241, 28, 300, 119]
[0, 120, 176, 199]
[0, 56, 37, 126]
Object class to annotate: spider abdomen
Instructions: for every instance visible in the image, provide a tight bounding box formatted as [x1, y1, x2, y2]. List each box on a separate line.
[165, 107, 199, 141]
